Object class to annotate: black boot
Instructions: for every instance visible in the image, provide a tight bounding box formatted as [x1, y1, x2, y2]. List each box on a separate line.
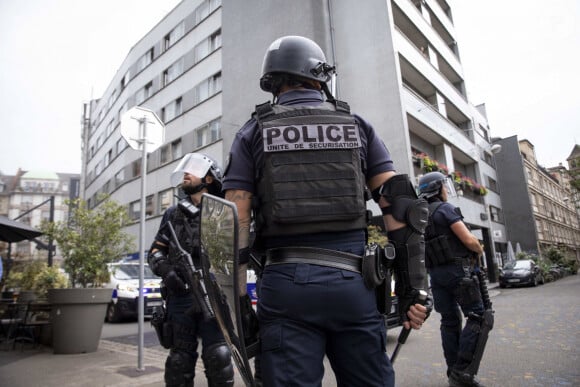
[448, 370, 485, 387]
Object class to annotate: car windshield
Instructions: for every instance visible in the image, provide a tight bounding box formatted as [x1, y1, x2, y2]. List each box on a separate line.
[111, 264, 157, 280]
[504, 260, 531, 270]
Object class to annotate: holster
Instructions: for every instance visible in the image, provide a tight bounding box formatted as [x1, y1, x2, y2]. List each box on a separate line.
[363, 243, 396, 314]
[362, 243, 386, 289]
[151, 304, 173, 349]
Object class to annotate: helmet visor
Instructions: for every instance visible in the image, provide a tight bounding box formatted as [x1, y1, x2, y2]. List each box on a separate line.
[170, 153, 213, 187]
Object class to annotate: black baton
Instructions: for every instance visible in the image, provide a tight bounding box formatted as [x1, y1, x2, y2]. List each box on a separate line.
[390, 289, 428, 365]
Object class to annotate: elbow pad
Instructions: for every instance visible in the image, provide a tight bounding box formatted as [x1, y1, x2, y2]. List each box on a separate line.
[372, 174, 428, 234]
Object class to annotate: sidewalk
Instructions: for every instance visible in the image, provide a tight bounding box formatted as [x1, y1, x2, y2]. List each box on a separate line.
[0, 282, 500, 387]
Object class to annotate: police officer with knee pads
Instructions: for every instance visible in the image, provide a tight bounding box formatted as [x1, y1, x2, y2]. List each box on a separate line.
[419, 171, 490, 387]
[222, 35, 430, 387]
[148, 153, 234, 387]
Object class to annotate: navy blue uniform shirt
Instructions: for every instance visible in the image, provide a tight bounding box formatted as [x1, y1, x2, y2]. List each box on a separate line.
[222, 89, 395, 251]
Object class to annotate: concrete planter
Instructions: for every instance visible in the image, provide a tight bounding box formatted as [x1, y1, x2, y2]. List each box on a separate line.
[48, 288, 112, 354]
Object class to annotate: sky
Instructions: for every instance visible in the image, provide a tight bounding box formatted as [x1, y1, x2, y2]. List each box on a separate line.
[451, 0, 580, 167]
[0, 0, 180, 175]
[0, 1, 578, 176]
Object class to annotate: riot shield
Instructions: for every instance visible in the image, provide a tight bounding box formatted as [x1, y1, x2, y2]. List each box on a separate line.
[199, 193, 255, 386]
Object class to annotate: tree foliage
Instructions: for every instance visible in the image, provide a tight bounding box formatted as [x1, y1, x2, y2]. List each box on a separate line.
[40, 195, 135, 288]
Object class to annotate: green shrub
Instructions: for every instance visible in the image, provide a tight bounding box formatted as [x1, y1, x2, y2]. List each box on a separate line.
[5, 260, 68, 298]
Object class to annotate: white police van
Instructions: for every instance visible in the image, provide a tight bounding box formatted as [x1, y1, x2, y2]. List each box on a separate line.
[105, 260, 162, 323]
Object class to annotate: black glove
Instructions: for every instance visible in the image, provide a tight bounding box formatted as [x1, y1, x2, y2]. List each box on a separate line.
[240, 294, 259, 346]
[164, 269, 187, 295]
[398, 289, 432, 322]
[397, 288, 419, 323]
[424, 292, 434, 321]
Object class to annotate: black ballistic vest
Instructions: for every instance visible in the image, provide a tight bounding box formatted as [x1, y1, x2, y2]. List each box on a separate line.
[253, 101, 368, 238]
[425, 201, 471, 263]
[167, 204, 201, 265]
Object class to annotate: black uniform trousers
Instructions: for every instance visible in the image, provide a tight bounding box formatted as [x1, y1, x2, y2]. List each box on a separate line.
[257, 261, 393, 387]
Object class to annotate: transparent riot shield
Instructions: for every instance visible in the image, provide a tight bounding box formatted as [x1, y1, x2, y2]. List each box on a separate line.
[199, 193, 255, 386]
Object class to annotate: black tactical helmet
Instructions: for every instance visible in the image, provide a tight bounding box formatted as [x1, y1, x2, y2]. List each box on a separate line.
[171, 153, 223, 194]
[418, 171, 447, 199]
[260, 35, 335, 93]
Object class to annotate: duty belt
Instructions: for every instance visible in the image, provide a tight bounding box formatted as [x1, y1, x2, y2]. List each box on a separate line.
[265, 247, 362, 273]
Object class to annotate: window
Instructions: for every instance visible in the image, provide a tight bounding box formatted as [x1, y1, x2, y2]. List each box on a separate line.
[163, 97, 182, 122]
[104, 149, 111, 167]
[159, 139, 183, 164]
[158, 188, 173, 213]
[116, 138, 127, 155]
[115, 169, 125, 186]
[486, 176, 498, 192]
[136, 81, 153, 105]
[121, 70, 130, 90]
[160, 144, 171, 165]
[171, 139, 182, 160]
[132, 159, 142, 178]
[489, 205, 503, 223]
[194, 72, 222, 104]
[146, 195, 154, 217]
[195, 118, 221, 148]
[164, 22, 185, 50]
[137, 48, 154, 72]
[129, 200, 140, 221]
[163, 58, 184, 86]
[194, 29, 222, 63]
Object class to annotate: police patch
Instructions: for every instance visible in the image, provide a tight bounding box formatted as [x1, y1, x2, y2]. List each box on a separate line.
[262, 123, 361, 152]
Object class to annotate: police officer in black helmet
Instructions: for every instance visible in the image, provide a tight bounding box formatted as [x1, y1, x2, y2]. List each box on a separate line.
[222, 35, 430, 387]
[418, 171, 488, 387]
[148, 153, 234, 387]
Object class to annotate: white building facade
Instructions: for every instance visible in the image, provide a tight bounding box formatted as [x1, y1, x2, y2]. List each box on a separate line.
[82, 0, 506, 279]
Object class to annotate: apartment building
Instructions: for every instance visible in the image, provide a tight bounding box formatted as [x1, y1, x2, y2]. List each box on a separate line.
[0, 169, 80, 263]
[493, 136, 580, 262]
[82, 0, 506, 280]
[566, 144, 580, 223]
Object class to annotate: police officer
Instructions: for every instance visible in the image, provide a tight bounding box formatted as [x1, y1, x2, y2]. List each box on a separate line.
[222, 35, 429, 387]
[418, 171, 488, 387]
[148, 153, 234, 387]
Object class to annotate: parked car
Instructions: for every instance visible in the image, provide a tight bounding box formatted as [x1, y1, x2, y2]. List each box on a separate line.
[499, 259, 544, 288]
[104, 261, 162, 322]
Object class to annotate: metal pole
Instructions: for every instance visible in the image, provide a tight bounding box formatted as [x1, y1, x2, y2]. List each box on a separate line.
[137, 117, 147, 371]
[48, 196, 55, 266]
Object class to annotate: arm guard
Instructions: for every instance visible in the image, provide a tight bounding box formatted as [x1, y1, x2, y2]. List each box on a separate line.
[373, 175, 429, 318]
[148, 247, 170, 277]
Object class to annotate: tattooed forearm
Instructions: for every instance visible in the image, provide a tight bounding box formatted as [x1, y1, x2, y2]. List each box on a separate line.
[225, 190, 253, 248]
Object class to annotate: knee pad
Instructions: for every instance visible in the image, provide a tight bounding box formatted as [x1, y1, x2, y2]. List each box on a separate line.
[202, 343, 234, 387]
[165, 350, 196, 386]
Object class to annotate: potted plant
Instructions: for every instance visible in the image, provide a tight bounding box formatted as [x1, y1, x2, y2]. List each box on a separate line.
[40, 194, 135, 354]
[4, 260, 68, 302]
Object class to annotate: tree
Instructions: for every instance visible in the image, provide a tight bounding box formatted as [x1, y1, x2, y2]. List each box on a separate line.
[41, 195, 135, 288]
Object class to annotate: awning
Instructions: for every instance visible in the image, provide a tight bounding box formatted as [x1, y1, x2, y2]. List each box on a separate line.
[0, 215, 43, 243]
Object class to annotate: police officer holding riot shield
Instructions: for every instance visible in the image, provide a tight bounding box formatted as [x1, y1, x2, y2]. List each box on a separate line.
[419, 171, 491, 387]
[222, 35, 430, 387]
[148, 153, 234, 387]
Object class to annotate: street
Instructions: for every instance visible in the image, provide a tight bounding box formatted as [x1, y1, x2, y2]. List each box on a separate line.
[102, 274, 580, 386]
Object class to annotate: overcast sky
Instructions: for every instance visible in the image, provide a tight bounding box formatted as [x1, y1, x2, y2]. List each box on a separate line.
[0, 1, 578, 176]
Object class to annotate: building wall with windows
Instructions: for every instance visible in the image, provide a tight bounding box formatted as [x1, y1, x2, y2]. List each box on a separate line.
[0, 169, 80, 263]
[494, 136, 580, 261]
[82, 0, 507, 276]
